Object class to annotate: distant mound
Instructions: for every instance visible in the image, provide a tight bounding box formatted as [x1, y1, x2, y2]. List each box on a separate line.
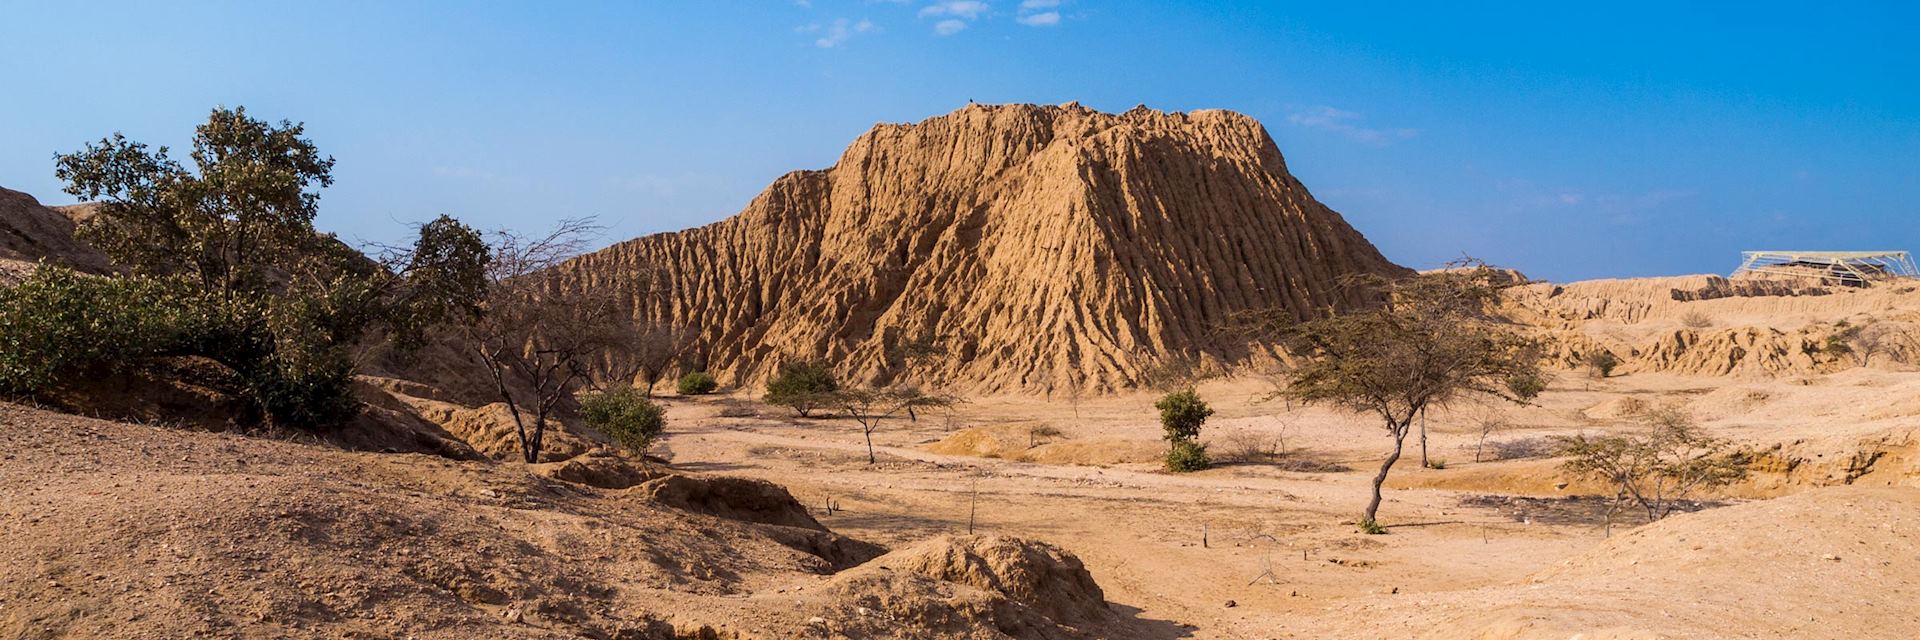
[0, 187, 109, 281]
[551, 103, 1406, 392]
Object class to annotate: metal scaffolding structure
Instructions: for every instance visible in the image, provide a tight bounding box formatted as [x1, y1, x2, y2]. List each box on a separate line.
[1733, 250, 1919, 287]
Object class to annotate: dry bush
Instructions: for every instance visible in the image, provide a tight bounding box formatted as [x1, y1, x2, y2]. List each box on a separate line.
[1214, 429, 1281, 464]
[1679, 310, 1713, 329]
[1617, 396, 1650, 416]
[1270, 454, 1350, 473]
[717, 401, 758, 418]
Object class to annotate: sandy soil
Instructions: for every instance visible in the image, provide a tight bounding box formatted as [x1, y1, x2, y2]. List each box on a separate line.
[647, 369, 1920, 638]
[4, 365, 1917, 638]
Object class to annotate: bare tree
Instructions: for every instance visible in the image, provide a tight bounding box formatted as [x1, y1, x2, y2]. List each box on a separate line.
[1276, 261, 1544, 530]
[625, 325, 694, 397]
[833, 386, 955, 464]
[1553, 404, 1747, 531]
[464, 218, 628, 463]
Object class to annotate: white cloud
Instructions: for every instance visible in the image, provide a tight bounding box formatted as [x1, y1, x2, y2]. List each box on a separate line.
[1286, 106, 1418, 146]
[810, 18, 875, 48]
[934, 19, 968, 35]
[1019, 0, 1059, 8]
[920, 1, 989, 19]
[1015, 11, 1058, 26]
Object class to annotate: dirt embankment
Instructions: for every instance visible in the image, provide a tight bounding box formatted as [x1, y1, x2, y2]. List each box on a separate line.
[0, 403, 1140, 639]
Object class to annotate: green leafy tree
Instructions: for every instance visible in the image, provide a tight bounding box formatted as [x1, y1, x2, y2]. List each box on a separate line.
[1154, 389, 1214, 472]
[37, 106, 490, 429]
[1277, 262, 1543, 531]
[764, 360, 838, 417]
[579, 386, 667, 458]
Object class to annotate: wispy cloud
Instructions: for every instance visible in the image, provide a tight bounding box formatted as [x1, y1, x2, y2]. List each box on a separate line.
[1016, 11, 1058, 26]
[802, 17, 876, 48]
[920, 1, 989, 19]
[920, 1, 989, 34]
[1016, 0, 1060, 26]
[1286, 106, 1418, 146]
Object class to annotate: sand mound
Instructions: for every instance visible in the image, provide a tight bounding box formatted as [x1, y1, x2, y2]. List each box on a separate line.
[824, 535, 1112, 638]
[640, 473, 828, 531]
[547, 103, 1405, 393]
[1317, 485, 1920, 639]
[436, 401, 597, 462]
[928, 424, 1159, 465]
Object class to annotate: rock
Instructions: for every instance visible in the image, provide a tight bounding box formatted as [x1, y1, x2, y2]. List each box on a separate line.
[1223, 599, 1237, 608]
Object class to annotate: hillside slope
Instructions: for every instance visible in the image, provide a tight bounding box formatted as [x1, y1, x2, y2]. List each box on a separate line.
[550, 103, 1406, 392]
[0, 187, 109, 281]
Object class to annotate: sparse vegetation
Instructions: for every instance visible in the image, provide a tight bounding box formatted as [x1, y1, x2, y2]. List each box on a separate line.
[1272, 261, 1543, 526]
[1216, 428, 1282, 464]
[1679, 310, 1712, 329]
[1585, 350, 1620, 378]
[764, 360, 839, 417]
[579, 386, 666, 457]
[1552, 404, 1748, 530]
[23, 107, 489, 430]
[1155, 389, 1214, 472]
[832, 386, 954, 463]
[677, 371, 718, 395]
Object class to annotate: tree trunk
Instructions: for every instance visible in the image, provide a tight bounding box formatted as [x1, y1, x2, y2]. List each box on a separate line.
[1419, 408, 1429, 468]
[864, 427, 877, 464]
[1365, 422, 1409, 526]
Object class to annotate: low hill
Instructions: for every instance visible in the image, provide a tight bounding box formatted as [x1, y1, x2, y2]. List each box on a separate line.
[0, 187, 109, 281]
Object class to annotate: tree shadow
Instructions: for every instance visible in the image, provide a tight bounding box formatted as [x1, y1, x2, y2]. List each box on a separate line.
[1102, 603, 1195, 639]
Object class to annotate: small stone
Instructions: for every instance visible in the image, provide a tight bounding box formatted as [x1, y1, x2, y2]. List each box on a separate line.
[1223, 600, 1237, 608]
[1822, 554, 1841, 562]
[806, 616, 828, 626]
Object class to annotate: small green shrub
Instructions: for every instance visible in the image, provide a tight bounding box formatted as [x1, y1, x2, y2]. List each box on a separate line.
[764, 360, 838, 417]
[1358, 519, 1388, 535]
[579, 386, 666, 456]
[1585, 350, 1620, 378]
[1164, 439, 1211, 472]
[1154, 389, 1214, 442]
[676, 371, 718, 395]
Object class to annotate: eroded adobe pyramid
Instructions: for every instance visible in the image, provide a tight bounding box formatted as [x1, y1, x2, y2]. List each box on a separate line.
[550, 103, 1407, 392]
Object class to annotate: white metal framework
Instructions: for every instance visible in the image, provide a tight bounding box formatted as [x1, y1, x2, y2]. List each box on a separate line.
[1733, 250, 1919, 287]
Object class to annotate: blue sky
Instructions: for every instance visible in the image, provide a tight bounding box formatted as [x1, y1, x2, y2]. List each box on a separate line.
[1, 1, 1914, 281]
